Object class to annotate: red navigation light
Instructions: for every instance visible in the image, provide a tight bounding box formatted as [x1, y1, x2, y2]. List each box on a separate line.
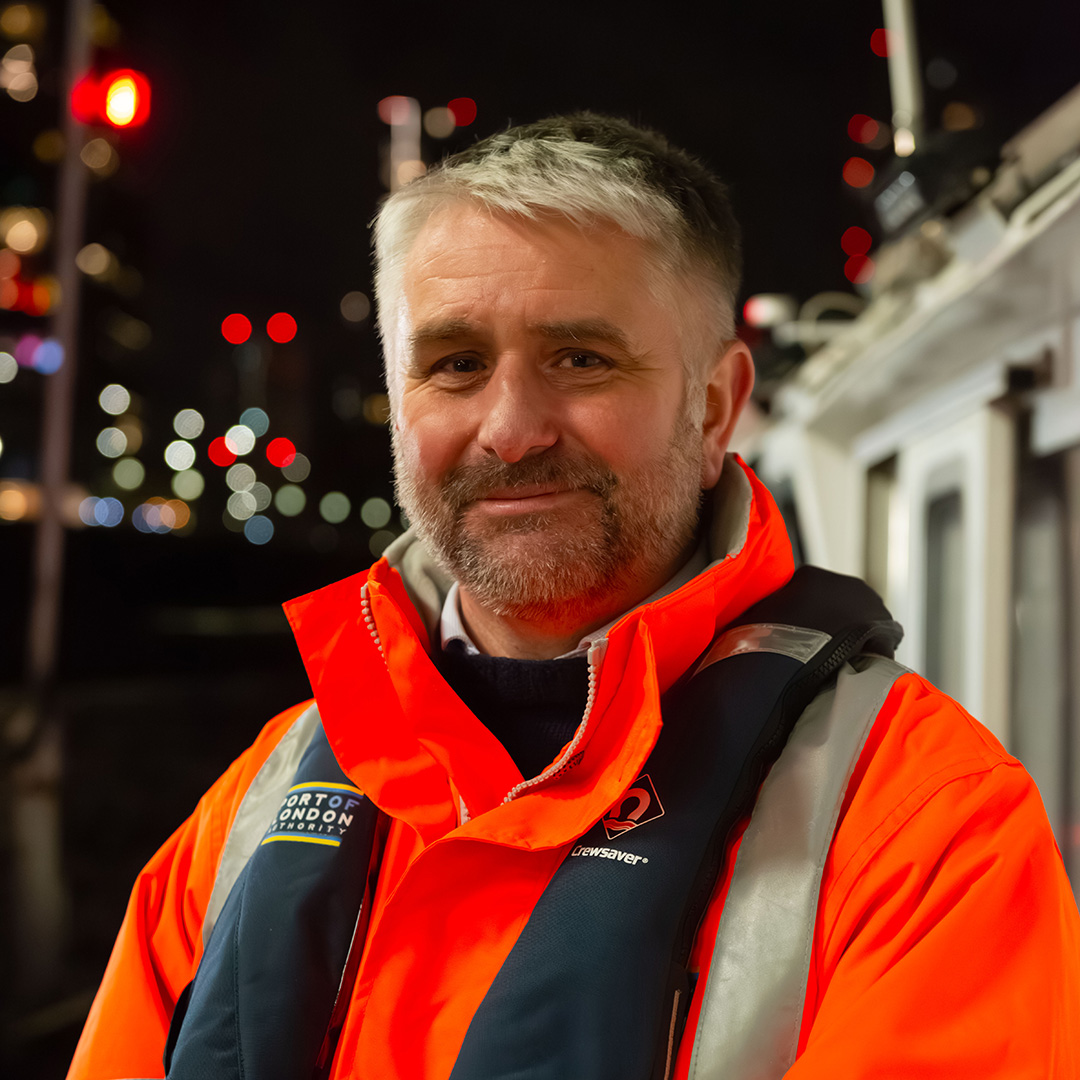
[847, 114, 880, 144]
[70, 69, 151, 128]
[221, 313, 252, 344]
[841, 226, 872, 256]
[208, 436, 237, 467]
[447, 97, 477, 126]
[102, 69, 151, 128]
[266, 437, 297, 468]
[266, 312, 297, 343]
[842, 157, 875, 189]
[870, 29, 890, 57]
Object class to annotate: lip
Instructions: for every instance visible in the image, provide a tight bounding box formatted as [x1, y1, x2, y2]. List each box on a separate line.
[470, 485, 587, 514]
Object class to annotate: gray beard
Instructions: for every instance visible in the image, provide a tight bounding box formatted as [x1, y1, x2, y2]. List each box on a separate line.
[392, 415, 704, 623]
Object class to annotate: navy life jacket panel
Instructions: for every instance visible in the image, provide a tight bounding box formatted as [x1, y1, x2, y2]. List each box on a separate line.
[163, 723, 385, 1079]
[449, 567, 901, 1080]
[163, 566, 903, 1080]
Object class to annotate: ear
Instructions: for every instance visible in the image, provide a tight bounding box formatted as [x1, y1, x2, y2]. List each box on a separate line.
[700, 338, 755, 490]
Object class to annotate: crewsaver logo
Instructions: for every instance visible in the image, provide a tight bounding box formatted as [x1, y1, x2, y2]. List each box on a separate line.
[261, 781, 364, 849]
[602, 773, 664, 840]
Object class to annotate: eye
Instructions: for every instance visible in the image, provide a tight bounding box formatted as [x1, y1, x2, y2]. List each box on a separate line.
[428, 354, 485, 379]
[558, 351, 606, 370]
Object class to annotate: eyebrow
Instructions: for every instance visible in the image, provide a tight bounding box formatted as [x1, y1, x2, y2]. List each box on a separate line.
[408, 317, 632, 353]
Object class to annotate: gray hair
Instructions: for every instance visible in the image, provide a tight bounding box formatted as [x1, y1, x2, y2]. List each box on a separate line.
[373, 113, 742, 407]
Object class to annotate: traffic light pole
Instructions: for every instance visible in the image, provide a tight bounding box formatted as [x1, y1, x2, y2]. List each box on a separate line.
[8, 0, 93, 1002]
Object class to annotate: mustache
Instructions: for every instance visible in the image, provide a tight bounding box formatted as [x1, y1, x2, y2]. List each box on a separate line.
[440, 453, 617, 511]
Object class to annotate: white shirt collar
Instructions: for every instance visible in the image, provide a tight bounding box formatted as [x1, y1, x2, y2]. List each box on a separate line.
[438, 540, 710, 660]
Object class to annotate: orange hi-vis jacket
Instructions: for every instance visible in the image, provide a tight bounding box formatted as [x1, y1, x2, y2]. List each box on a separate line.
[69, 458, 1080, 1079]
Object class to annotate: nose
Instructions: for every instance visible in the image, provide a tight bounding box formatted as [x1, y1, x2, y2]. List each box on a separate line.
[476, 362, 559, 463]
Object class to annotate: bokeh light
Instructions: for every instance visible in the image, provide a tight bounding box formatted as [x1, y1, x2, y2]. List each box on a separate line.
[926, 57, 958, 90]
[281, 452, 310, 482]
[173, 408, 204, 439]
[226, 463, 256, 492]
[244, 515, 274, 545]
[339, 291, 370, 323]
[0, 206, 47, 253]
[274, 484, 305, 516]
[360, 496, 392, 529]
[377, 95, 413, 125]
[98, 383, 130, 415]
[239, 406, 269, 436]
[423, 107, 455, 139]
[77, 496, 99, 526]
[1, 5, 41, 38]
[847, 114, 879, 145]
[164, 440, 196, 471]
[0, 351, 18, 383]
[103, 74, 139, 126]
[116, 416, 142, 454]
[319, 492, 351, 524]
[112, 458, 145, 490]
[266, 312, 296, 343]
[132, 497, 189, 534]
[77, 242, 115, 277]
[870, 28, 889, 56]
[0, 480, 32, 521]
[942, 102, 979, 132]
[80, 137, 118, 176]
[96, 426, 127, 458]
[208, 436, 236, 467]
[370, 530, 396, 558]
[841, 226, 872, 256]
[842, 157, 875, 188]
[221, 313, 251, 344]
[266, 437, 296, 468]
[844, 255, 876, 285]
[94, 496, 124, 527]
[227, 490, 256, 520]
[224, 424, 255, 455]
[447, 97, 476, 126]
[171, 468, 204, 500]
[250, 482, 272, 511]
[32, 339, 63, 373]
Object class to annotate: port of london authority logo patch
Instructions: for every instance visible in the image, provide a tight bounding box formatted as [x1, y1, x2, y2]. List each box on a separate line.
[261, 781, 364, 848]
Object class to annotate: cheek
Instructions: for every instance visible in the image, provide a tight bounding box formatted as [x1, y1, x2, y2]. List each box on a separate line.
[395, 406, 467, 478]
[567, 396, 682, 470]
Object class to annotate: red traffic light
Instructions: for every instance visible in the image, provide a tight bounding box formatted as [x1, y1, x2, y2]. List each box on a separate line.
[70, 69, 151, 129]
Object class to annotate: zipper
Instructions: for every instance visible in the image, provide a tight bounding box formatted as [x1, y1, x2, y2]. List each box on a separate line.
[364, 580, 606, 809]
[502, 638, 606, 804]
[360, 583, 385, 661]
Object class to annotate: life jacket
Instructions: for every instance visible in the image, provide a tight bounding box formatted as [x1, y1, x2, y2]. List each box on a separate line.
[163, 566, 904, 1080]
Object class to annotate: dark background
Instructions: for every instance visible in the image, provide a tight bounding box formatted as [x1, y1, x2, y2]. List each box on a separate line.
[1, 0, 1077, 1071]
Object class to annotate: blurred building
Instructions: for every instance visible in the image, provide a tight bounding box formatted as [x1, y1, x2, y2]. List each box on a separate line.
[747, 82, 1080, 896]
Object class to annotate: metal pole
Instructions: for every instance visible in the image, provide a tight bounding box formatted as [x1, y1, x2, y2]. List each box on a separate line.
[882, 0, 924, 157]
[8, 0, 93, 998]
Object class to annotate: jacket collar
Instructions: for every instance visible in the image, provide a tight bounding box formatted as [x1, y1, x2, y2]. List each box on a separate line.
[284, 456, 793, 849]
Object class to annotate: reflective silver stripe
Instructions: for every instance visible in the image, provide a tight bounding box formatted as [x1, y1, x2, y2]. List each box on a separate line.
[695, 623, 832, 675]
[688, 656, 907, 1080]
[202, 703, 323, 946]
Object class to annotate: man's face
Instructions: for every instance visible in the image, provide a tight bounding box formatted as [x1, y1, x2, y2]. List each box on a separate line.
[392, 203, 709, 623]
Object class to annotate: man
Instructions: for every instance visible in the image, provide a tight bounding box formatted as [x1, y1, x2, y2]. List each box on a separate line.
[69, 114, 1079, 1079]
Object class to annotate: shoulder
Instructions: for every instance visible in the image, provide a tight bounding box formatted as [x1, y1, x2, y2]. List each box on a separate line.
[820, 663, 1072, 950]
[829, 666, 1034, 888]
